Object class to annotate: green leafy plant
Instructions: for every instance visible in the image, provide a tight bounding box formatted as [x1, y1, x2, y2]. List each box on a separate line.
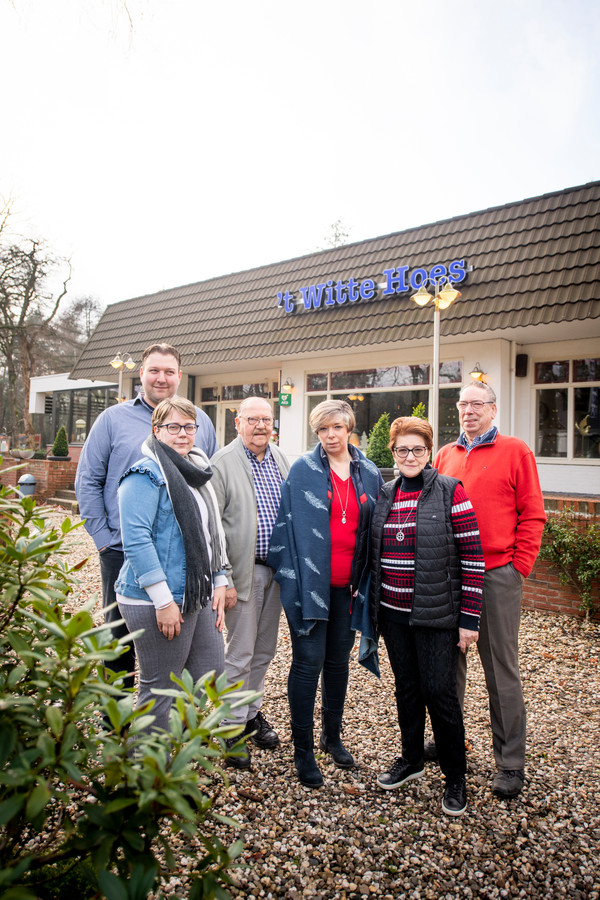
[539, 508, 600, 620]
[50, 426, 69, 457]
[411, 402, 428, 420]
[0, 482, 255, 899]
[366, 413, 394, 468]
[32, 450, 48, 460]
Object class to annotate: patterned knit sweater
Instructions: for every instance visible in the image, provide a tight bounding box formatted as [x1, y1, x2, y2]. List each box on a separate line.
[380, 477, 484, 632]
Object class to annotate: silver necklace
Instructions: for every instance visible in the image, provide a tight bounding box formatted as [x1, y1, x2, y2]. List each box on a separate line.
[332, 470, 351, 524]
[396, 504, 415, 542]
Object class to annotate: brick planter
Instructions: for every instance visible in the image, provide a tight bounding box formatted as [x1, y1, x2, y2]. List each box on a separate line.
[0, 458, 78, 501]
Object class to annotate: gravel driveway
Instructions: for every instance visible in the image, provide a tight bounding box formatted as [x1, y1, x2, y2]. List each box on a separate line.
[50, 507, 600, 899]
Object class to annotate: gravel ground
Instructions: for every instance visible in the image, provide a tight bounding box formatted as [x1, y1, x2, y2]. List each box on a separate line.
[50, 507, 600, 899]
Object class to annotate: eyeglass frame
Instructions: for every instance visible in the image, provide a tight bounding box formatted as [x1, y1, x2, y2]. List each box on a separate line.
[456, 400, 495, 411]
[238, 415, 274, 426]
[391, 446, 429, 459]
[155, 423, 199, 435]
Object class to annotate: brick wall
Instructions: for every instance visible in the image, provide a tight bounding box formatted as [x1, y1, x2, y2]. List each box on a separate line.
[523, 494, 600, 621]
[0, 458, 78, 499]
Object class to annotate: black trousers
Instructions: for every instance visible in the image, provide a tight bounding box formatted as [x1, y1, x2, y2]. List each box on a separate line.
[380, 618, 466, 781]
[99, 547, 135, 691]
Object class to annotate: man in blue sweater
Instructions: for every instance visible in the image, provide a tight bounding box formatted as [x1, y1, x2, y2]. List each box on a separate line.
[75, 343, 217, 689]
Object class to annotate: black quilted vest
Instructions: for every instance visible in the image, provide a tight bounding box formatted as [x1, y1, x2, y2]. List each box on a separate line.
[370, 465, 462, 631]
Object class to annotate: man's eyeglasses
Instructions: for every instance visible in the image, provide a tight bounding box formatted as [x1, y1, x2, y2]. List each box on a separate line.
[392, 446, 428, 458]
[239, 416, 273, 427]
[456, 400, 495, 412]
[156, 423, 199, 435]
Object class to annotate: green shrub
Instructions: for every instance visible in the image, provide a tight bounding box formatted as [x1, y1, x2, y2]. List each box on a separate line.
[411, 402, 428, 420]
[0, 483, 255, 898]
[366, 413, 394, 468]
[539, 508, 600, 620]
[32, 450, 48, 460]
[51, 426, 69, 457]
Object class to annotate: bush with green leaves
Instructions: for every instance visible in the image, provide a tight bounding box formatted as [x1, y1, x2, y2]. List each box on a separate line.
[539, 507, 600, 620]
[411, 402, 428, 420]
[366, 413, 394, 468]
[0, 483, 255, 899]
[50, 426, 69, 457]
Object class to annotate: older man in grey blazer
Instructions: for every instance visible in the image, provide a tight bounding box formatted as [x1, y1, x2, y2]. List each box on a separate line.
[210, 396, 290, 769]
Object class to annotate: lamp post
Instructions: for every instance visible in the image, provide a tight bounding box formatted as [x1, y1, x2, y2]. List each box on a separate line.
[411, 279, 462, 455]
[110, 352, 136, 401]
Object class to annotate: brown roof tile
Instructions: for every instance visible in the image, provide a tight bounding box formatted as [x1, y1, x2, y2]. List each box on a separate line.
[71, 181, 600, 380]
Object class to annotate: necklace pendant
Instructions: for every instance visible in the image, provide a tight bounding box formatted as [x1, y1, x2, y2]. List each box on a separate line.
[396, 530, 405, 542]
[342, 515, 347, 524]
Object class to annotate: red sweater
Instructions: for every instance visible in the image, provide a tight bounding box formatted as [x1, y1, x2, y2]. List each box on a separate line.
[434, 434, 546, 577]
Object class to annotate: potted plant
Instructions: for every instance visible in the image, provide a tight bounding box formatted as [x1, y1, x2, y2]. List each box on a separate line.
[366, 413, 395, 482]
[48, 425, 71, 461]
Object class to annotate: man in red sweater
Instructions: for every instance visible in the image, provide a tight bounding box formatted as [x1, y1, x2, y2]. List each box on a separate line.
[434, 381, 546, 798]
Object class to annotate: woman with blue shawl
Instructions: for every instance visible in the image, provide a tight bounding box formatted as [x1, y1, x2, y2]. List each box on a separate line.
[268, 400, 382, 788]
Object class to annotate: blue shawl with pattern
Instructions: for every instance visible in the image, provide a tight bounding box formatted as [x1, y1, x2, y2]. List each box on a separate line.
[267, 443, 382, 676]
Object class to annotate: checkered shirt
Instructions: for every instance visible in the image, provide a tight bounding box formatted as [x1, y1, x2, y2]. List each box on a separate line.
[243, 443, 283, 560]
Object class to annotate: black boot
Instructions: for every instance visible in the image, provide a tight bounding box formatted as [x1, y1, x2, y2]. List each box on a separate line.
[319, 710, 354, 768]
[291, 723, 323, 788]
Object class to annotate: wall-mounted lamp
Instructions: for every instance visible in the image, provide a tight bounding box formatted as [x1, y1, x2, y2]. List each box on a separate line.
[109, 352, 136, 400]
[469, 363, 486, 382]
[281, 376, 295, 392]
[347, 394, 364, 402]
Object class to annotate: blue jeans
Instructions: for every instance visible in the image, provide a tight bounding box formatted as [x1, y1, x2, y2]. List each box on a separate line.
[286, 586, 356, 729]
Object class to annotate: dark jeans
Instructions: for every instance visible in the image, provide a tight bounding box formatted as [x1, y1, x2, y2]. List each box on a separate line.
[380, 618, 466, 781]
[100, 548, 135, 691]
[286, 585, 356, 729]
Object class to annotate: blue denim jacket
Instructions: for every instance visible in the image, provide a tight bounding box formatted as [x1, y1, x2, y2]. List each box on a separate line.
[115, 456, 191, 604]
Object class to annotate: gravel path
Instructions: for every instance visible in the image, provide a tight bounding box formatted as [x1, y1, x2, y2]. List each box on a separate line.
[49, 507, 600, 899]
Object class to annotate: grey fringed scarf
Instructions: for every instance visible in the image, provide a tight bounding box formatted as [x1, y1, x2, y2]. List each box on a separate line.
[142, 435, 228, 614]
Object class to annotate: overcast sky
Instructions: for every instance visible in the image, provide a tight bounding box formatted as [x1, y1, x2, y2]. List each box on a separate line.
[2, 0, 599, 308]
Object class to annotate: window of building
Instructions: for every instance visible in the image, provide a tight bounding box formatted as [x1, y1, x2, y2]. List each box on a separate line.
[535, 358, 600, 459]
[305, 363, 462, 451]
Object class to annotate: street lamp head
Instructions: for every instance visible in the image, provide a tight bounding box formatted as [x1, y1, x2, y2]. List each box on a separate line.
[110, 353, 124, 369]
[437, 283, 461, 309]
[411, 285, 433, 307]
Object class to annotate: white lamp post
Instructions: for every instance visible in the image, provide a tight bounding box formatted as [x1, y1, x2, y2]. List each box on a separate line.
[411, 280, 462, 455]
[110, 352, 136, 401]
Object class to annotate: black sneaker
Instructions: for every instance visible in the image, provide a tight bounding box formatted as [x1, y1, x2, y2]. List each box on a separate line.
[442, 777, 467, 816]
[377, 757, 424, 791]
[245, 711, 280, 750]
[224, 736, 252, 769]
[492, 769, 524, 797]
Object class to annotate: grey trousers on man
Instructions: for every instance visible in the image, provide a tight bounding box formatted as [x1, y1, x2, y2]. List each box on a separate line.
[224, 563, 281, 725]
[457, 562, 527, 771]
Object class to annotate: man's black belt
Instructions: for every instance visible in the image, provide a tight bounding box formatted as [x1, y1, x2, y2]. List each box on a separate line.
[255, 558, 268, 566]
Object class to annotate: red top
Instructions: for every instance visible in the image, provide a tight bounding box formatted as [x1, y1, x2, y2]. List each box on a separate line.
[434, 433, 546, 577]
[329, 469, 359, 587]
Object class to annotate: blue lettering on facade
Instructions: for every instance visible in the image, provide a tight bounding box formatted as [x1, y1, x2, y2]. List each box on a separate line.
[279, 259, 469, 314]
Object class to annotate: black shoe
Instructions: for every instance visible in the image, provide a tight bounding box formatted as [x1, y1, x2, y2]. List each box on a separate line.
[245, 711, 280, 750]
[423, 739, 438, 761]
[291, 724, 323, 789]
[377, 757, 424, 791]
[224, 736, 252, 770]
[492, 769, 524, 797]
[442, 777, 467, 816]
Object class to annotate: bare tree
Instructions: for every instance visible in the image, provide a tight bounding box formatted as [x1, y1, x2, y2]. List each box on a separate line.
[316, 218, 352, 251]
[0, 237, 71, 444]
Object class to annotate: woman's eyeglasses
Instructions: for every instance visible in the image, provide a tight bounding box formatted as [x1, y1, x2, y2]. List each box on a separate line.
[392, 446, 428, 459]
[156, 423, 199, 435]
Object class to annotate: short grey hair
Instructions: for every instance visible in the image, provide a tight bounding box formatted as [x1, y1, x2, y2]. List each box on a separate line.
[460, 381, 496, 403]
[309, 399, 355, 434]
[237, 396, 273, 416]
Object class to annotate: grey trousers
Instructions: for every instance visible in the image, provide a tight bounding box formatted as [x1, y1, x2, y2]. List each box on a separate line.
[457, 562, 526, 771]
[118, 601, 225, 733]
[224, 563, 281, 725]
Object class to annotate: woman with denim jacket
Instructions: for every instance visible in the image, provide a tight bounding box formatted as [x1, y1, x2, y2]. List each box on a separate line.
[115, 396, 228, 733]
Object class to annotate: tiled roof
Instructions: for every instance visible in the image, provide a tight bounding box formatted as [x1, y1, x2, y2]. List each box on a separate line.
[71, 181, 600, 380]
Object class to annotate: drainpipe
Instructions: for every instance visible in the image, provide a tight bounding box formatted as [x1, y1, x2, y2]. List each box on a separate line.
[510, 341, 517, 436]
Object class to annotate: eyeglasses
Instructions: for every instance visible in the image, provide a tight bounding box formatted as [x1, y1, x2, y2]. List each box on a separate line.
[456, 400, 495, 412]
[156, 423, 199, 435]
[392, 446, 429, 458]
[239, 416, 273, 426]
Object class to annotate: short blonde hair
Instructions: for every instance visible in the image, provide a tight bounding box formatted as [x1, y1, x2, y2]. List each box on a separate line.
[309, 399, 355, 434]
[152, 396, 197, 428]
[388, 416, 433, 452]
